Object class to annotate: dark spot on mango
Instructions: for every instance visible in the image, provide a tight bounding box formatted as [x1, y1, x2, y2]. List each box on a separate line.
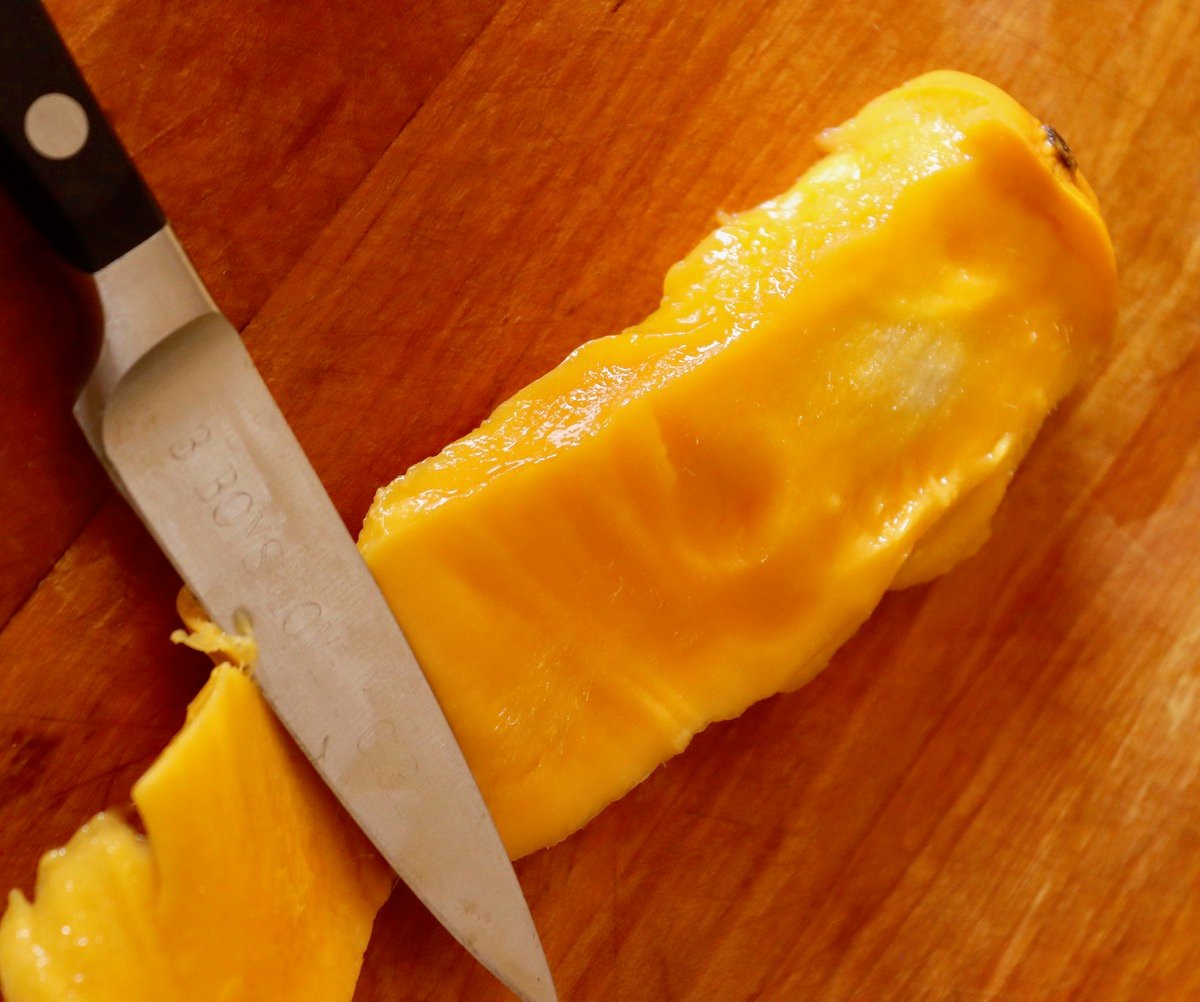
[1043, 124, 1077, 175]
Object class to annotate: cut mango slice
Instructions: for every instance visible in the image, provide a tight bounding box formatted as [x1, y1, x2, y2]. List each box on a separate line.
[360, 71, 1116, 858]
[0, 616, 391, 1002]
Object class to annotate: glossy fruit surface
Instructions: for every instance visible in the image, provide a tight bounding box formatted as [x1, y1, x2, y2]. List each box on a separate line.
[0, 643, 391, 1001]
[360, 71, 1116, 858]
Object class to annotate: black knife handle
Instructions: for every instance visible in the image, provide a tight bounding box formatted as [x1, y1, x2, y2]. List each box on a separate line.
[0, 0, 163, 273]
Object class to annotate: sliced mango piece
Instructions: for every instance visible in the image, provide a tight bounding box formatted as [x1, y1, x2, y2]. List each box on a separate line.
[0, 624, 391, 1001]
[360, 71, 1116, 858]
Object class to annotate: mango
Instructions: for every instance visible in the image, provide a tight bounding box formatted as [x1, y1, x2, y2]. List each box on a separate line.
[359, 71, 1116, 858]
[0, 609, 391, 1002]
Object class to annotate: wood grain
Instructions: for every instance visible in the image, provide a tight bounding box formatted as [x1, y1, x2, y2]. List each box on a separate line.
[0, 0, 505, 628]
[3, 0, 1200, 999]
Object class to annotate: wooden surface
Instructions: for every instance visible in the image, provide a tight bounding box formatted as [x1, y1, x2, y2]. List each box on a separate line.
[2, 0, 1199, 998]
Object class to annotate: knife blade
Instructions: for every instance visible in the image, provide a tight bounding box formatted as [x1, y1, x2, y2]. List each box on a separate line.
[0, 3, 555, 999]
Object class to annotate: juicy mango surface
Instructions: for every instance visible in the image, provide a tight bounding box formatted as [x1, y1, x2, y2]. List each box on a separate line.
[0, 625, 391, 1002]
[360, 71, 1116, 858]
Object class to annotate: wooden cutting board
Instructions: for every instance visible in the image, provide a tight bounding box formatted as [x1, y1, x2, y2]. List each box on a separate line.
[3, 0, 1199, 998]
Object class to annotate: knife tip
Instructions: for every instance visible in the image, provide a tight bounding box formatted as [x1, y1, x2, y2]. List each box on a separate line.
[496, 943, 557, 1002]
[511, 973, 558, 1002]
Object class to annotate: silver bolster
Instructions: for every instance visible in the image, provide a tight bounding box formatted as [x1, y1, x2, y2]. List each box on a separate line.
[74, 226, 219, 464]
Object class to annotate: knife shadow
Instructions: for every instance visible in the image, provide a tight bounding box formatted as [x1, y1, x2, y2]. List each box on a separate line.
[0, 192, 112, 629]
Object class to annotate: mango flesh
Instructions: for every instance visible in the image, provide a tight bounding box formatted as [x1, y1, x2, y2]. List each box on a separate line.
[0, 71, 1116, 998]
[0, 614, 391, 1002]
[360, 71, 1116, 858]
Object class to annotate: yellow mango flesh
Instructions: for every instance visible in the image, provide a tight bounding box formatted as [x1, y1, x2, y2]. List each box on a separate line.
[360, 71, 1116, 858]
[0, 654, 391, 1001]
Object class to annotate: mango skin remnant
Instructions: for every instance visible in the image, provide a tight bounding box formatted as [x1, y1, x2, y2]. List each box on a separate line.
[359, 71, 1116, 859]
[0, 621, 391, 1002]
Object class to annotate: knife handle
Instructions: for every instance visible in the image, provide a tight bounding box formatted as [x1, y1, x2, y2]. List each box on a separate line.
[0, 0, 164, 274]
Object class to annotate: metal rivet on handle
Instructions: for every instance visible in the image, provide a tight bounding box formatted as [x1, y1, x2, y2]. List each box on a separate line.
[24, 92, 90, 160]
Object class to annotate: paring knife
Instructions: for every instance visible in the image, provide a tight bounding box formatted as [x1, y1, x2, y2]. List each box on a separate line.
[0, 3, 556, 999]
